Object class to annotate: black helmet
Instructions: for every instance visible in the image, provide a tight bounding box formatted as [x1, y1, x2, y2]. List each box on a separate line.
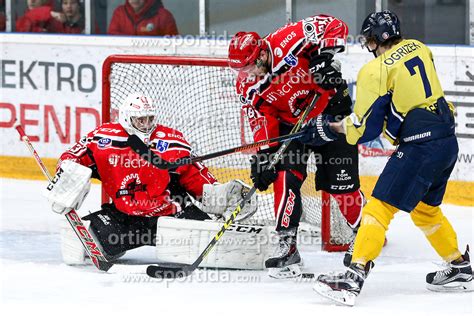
[360, 10, 401, 47]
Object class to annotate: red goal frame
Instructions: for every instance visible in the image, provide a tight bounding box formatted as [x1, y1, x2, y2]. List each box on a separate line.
[102, 54, 348, 252]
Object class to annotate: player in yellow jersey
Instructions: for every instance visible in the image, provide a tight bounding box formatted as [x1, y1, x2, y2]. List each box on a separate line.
[300, 10, 472, 306]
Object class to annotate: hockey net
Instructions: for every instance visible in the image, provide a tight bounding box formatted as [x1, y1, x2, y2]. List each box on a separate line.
[102, 55, 352, 251]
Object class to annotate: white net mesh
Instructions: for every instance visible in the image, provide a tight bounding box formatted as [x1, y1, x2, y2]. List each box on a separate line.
[104, 56, 353, 248]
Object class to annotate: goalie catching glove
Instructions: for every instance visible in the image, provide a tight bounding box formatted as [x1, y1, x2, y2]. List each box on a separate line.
[202, 179, 258, 222]
[43, 160, 92, 215]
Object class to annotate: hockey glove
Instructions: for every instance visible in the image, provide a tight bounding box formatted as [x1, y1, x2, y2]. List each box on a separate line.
[202, 179, 258, 221]
[43, 160, 92, 214]
[309, 53, 343, 90]
[300, 114, 339, 146]
[250, 149, 278, 191]
[324, 82, 353, 119]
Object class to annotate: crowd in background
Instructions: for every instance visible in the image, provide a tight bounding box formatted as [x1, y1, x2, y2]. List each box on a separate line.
[0, 0, 470, 45]
[0, 0, 179, 36]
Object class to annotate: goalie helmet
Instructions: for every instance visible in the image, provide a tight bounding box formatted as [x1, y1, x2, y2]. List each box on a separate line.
[118, 93, 158, 143]
[228, 31, 267, 71]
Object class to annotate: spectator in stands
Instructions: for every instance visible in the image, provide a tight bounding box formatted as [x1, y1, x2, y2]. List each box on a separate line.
[16, 0, 56, 32]
[108, 0, 178, 36]
[50, 0, 100, 34]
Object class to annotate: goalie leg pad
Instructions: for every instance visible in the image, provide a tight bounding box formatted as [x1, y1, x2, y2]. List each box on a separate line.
[60, 218, 87, 265]
[155, 217, 275, 270]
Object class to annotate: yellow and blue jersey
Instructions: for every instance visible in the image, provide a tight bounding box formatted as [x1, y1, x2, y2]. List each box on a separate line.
[343, 39, 454, 145]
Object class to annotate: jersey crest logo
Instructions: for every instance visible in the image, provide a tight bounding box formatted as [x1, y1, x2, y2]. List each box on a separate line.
[274, 47, 283, 57]
[157, 140, 169, 152]
[97, 138, 112, 149]
[284, 54, 298, 67]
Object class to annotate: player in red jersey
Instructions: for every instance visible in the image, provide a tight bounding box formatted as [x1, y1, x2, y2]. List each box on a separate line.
[228, 15, 364, 278]
[44, 93, 256, 261]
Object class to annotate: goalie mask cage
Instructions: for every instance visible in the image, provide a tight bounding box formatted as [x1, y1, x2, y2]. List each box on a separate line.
[102, 54, 351, 252]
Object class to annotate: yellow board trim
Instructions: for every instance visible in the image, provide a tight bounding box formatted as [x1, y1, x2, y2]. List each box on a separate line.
[1, 155, 472, 206]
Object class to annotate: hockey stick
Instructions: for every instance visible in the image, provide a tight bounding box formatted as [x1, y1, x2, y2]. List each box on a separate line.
[145, 94, 321, 279]
[128, 130, 306, 170]
[15, 125, 113, 272]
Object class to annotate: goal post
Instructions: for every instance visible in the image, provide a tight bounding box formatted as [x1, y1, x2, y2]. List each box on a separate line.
[102, 54, 351, 252]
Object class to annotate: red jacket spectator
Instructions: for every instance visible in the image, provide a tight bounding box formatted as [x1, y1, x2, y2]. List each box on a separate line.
[49, 0, 100, 34]
[16, 0, 55, 33]
[49, 15, 100, 34]
[108, 0, 178, 36]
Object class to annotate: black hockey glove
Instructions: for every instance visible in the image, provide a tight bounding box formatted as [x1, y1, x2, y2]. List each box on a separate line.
[324, 82, 353, 119]
[250, 149, 278, 191]
[300, 114, 339, 146]
[309, 53, 343, 90]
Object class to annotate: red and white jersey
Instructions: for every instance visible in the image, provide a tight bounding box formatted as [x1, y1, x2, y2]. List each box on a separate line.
[59, 122, 217, 217]
[237, 15, 345, 142]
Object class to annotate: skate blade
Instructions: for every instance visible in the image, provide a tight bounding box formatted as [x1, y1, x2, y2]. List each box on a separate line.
[268, 263, 302, 279]
[427, 280, 473, 292]
[313, 281, 356, 307]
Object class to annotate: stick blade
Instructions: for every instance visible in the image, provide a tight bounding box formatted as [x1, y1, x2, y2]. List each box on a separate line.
[93, 258, 114, 272]
[146, 264, 194, 279]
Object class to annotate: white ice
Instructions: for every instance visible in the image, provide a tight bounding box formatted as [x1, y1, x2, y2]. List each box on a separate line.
[0, 178, 473, 315]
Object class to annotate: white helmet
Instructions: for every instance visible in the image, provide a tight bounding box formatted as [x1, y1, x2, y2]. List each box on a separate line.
[118, 93, 158, 143]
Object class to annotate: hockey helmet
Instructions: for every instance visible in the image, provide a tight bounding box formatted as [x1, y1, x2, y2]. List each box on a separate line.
[360, 10, 401, 49]
[228, 31, 267, 72]
[118, 93, 158, 142]
[317, 15, 349, 53]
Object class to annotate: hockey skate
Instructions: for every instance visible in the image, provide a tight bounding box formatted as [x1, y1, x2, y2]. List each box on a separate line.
[265, 228, 302, 279]
[343, 233, 356, 267]
[313, 261, 374, 306]
[426, 245, 473, 292]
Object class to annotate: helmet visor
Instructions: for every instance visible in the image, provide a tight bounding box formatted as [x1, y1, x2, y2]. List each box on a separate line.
[131, 116, 156, 134]
[230, 60, 259, 76]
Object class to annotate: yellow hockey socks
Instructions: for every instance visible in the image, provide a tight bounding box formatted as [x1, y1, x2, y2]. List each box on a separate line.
[410, 202, 462, 262]
[352, 198, 398, 265]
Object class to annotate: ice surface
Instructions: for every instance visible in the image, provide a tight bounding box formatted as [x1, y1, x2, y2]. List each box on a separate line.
[0, 178, 472, 315]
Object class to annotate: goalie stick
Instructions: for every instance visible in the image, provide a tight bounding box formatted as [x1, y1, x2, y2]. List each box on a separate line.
[142, 94, 321, 279]
[128, 130, 306, 170]
[15, 125, 113, 272]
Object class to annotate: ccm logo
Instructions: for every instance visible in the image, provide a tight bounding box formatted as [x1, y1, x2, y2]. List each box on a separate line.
[330, 184, 355, 190]
[47, 167, 64, 191]
[228, 225, 263, 234]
